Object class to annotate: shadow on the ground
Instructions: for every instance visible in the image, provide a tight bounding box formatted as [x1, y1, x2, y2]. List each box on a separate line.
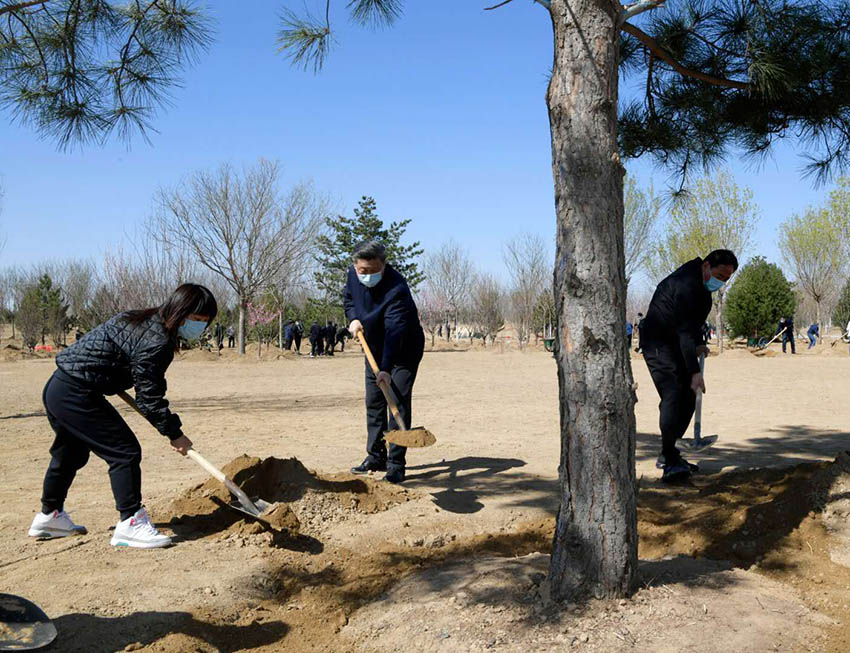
[52, 611, 288, 652]
[261, 523, 555, 610]
[405, 457, 558, 515]
[0, 411, 46, 420]
[637, 425, 850, 472]
[638, 459, 831, 572]
[637, 555, 735, 588]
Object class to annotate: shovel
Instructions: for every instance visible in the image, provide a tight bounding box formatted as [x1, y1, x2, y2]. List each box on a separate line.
[116, 391, 273, 523]
[679, 352, 718, 452]
[0, 594, 56, 651]
[356, 332, 436, 448]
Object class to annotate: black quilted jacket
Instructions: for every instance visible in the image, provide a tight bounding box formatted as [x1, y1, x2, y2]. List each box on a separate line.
[56, 313, 183, 439]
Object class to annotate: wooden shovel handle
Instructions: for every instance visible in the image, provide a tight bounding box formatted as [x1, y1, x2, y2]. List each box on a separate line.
[186, 449, 255, 511]
[186, 449, 226, 483]
[356, 331, 408, 432]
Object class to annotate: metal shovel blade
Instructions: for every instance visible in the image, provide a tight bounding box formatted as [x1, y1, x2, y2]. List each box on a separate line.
[679, 434, 718, 452]
[384, 427, 436, 448]
[0, 594, 57, 651]
[227, 497, 273, 519]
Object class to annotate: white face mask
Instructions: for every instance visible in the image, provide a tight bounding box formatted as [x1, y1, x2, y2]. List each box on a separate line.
[357, 270, 383, 288]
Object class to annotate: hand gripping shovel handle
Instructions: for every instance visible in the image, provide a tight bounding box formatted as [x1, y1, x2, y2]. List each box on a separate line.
[356, 331, 408, 432]
[116, 390, 260, 516]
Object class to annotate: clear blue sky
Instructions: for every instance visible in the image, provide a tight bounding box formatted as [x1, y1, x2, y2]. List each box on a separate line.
[0, 1, 827, 288]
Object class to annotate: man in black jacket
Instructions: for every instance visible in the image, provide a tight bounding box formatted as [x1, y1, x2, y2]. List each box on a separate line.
[640, 250, 738, 482]
[293, 320, 303, 353]
[336, 325, 351, 352]
[778, 316, 796, 354]
[309, 321, 323, 357]
[344, 240, 425, 484]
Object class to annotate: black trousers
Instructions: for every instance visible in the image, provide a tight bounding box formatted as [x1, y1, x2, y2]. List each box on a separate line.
[41, 371, 143, 520]
[326, 338, 335, 355]
[294, 335, 302, 352]
[782, 333, 796, 353]
[364, 361, 419, 470]
[642, 343, 696, 462]
[227, 336, 235, 348]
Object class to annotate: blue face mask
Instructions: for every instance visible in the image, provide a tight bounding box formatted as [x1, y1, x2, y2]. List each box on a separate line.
[358, 270, 383, 288]
[178, 319, 207, 340]
[704, 276, 725, 293]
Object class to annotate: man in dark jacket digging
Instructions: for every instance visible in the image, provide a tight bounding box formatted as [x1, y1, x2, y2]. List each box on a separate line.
[344, 240, 425, 484]
[640, 250, 738, 482]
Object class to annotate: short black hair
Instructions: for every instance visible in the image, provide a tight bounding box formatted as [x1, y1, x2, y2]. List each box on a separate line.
[352, 239, 387, 262]
[704, 249, 738, 271]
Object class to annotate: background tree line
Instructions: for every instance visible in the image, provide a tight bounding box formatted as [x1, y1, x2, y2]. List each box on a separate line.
[0, 159, 558, 353]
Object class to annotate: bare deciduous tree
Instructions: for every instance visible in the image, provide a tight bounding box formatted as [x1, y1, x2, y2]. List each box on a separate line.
[425, 240, 474, 340]
[470, 274, 505, 346]
[623, 175, 660, 288]
[503, 233, 549, 350]
[779, 207, 845, 327]
[153, 159, 327, 354]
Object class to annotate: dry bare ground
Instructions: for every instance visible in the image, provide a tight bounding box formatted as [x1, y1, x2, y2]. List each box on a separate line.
[2, 335, 850, 652]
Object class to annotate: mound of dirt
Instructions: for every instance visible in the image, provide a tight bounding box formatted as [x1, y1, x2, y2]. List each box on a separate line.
[818, 342, 850, 357]
[819, 452, 850, 568]
[164, 455, 413, 544]
[753, 348, 779, 357]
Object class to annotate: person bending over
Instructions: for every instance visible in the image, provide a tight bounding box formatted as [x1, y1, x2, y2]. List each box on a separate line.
[640, 250, 737, 482]
[29, 284, 217, 548]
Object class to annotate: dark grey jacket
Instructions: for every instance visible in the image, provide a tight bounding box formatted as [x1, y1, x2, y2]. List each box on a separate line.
[56, 313, 183, 439]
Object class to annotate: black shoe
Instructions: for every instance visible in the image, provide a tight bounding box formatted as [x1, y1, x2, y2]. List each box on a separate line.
[350, 459, 387, 475]
[656, 455, 699, 473]
[661, 461, 692, 483]
[384, 468, 405, 484]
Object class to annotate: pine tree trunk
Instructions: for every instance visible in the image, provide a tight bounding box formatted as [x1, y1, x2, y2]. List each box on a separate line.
[238, 302, 247, 355]
[548, 0, 637, 600]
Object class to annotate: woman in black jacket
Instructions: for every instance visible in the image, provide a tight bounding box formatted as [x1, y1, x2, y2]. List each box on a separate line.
[28, 284, 217, 549]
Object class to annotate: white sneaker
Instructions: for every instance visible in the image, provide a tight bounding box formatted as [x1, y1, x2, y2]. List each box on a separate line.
[28, 509, 88, 538]
[110, 508, 172, 549]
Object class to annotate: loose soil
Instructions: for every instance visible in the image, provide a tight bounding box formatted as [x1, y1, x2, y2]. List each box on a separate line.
[2, 332, 850, 651]
[161, 455, 413, 543]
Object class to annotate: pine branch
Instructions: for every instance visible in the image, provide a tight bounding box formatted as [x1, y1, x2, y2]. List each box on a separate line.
[0, 1, 47, 17]
[622, 22, 749, 90]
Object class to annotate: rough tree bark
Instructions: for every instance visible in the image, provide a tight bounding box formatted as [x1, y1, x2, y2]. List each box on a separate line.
[238, 302, 247, 356]
[548, 0, 638, 599]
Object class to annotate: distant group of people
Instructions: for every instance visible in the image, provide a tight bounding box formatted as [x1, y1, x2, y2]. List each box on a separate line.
[307, 321, 351, 357]
[211, 323, 235, 350]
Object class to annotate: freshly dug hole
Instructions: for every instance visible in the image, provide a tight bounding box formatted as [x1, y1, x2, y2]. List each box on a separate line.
[164, 455, 413, 541]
